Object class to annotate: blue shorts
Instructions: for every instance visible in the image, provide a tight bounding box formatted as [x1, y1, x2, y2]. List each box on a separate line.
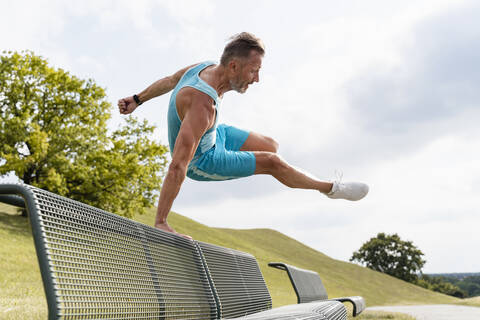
[187, 124, 256, 181]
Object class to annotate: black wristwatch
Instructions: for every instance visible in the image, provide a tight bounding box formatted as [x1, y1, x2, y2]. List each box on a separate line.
[133, 94, 143, 106]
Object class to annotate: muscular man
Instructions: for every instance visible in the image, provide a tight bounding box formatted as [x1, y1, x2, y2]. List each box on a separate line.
[119, 32, 368, 239]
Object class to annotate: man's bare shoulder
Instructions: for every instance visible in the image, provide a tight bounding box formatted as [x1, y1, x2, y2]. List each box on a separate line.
[176, 87, 215, 120]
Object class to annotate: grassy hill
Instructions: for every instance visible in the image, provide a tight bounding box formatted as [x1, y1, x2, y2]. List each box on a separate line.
[0, 202, 473, 319]
[455, 296, 480, 307]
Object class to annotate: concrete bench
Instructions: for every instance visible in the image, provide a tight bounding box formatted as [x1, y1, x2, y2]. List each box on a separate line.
[1, 183, 349, 320]
[269, 263, 366, 317]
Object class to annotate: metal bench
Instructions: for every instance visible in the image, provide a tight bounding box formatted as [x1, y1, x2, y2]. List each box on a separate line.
[269, 262, 366, 317]
[1, 183, 348, 320]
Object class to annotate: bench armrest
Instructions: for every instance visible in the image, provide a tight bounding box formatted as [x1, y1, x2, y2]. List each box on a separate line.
[330, 296, 366, 317]
[0, 194, 26, 208]
[269, 262, 328, 303]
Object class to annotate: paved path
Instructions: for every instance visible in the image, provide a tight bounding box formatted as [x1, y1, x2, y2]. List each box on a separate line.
[367, 304, 480, 320]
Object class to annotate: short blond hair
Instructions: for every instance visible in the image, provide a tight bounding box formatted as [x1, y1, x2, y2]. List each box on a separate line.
[220, 32, 265, 66]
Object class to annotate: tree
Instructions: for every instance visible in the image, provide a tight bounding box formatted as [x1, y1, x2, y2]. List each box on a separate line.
[0, 50, 168, 218]
[350, 232, 426, 283]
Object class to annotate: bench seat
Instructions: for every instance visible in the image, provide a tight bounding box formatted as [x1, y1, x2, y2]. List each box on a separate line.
[236, 301, 347, 320]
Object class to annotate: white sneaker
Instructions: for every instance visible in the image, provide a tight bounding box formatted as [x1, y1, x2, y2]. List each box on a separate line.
[327, 181, 369, 201]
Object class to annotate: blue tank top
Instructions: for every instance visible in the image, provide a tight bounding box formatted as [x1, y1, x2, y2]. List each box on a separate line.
[167, 62, 221, 158]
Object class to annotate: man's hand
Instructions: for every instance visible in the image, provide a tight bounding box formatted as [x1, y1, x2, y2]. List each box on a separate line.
[118, 96, 138, 114]
[155, 221, 193, 240]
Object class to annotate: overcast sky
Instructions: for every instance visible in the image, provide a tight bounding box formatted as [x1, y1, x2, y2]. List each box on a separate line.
[1, 0, 479, 273]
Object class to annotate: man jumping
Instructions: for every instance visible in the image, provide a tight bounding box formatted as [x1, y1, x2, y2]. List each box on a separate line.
[118, 32, 368, 239]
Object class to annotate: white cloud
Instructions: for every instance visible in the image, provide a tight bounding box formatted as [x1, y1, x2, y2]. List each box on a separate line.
[2, 0, 479, 273]
[177, 130, 480, 273]
[0, 0, 65, 50]
[161, 1, 480, 273]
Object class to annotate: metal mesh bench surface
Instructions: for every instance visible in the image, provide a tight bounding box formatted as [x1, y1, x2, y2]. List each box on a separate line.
[1, 184, 351, 320]
[1, 184, 217, 320]
[234, 300, 347, 320]
[198, 242, 272, 319]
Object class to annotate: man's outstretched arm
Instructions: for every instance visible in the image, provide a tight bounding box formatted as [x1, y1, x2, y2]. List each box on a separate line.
[118, 63, 198, 114]
[154, 91, 215, 239]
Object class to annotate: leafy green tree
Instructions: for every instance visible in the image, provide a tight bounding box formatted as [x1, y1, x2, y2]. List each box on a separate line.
[0, 50, 168, 218]
[350, 232, 426, 283]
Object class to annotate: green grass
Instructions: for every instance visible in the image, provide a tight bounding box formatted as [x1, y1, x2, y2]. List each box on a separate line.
[357, 310, 415, 320]
[0, 202, 470, 319]
[0, 205, 46, 320]
[454, 296, 480, 307]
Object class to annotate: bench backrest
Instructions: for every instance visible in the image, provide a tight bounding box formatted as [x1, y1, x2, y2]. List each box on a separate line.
[1, 184, 273, 319]
[198, 242, 272, 318]
[269, 263, 328, 303]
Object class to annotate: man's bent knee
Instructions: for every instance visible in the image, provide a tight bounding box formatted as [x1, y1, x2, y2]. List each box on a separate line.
[266, 136, 279, 153]
[254, 152, 287, 174]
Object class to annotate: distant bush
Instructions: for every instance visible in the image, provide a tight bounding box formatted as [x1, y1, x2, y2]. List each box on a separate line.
[416, 275, 467, 298]
[442, 275, 480, 297]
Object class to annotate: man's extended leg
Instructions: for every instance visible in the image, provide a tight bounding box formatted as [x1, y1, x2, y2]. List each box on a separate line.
[253, 152, 333, 193]
[222, 127, 368, 201]
[252, 150, 369, 201]
[239, 131, 333, 193]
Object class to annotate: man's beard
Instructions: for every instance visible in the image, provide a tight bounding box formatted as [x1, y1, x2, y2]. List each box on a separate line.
[230, 79, 247, 94]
